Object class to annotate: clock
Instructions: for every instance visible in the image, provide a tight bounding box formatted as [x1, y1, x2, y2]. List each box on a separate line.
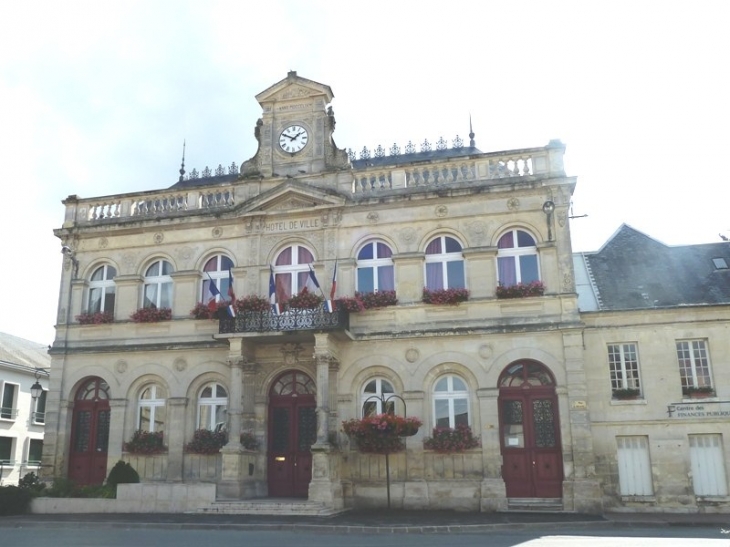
[279, 125, 309, 154]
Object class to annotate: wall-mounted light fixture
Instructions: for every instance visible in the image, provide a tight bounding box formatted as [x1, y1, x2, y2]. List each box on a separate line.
[30, 369, 45, 400]
[61, 245, 79, 278]
[542, 200, 555, 242]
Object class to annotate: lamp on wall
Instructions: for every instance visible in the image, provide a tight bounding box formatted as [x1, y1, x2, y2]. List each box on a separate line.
[542, 200, 555, 242]
[61, 245, 79, 279]
[30, 369, 44, 400]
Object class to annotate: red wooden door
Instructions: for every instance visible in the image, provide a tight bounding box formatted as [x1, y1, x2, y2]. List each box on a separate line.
[68, 378, 110, 485]
[267, 372, 317, 498]
[498, 362, 563, 499]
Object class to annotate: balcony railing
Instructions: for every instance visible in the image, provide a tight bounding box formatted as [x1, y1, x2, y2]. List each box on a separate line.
[219, 307, 349, 334]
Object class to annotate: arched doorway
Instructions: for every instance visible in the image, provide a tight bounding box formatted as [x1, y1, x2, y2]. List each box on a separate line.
[267, 371, 317, 497]
[498, 361, 563, 499]
[68, 377, 110, 485]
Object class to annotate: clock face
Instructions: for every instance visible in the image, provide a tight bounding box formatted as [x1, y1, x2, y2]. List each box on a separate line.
[279, 125, 309, 153]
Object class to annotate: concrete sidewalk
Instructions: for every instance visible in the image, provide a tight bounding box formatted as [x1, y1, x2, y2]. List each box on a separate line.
[1, 510, 729, 533]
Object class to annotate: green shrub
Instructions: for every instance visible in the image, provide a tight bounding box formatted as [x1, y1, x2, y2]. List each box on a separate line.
[18, 472, 46, 495]
[0, 485, 33, 515]
[106, 460, 140, 490]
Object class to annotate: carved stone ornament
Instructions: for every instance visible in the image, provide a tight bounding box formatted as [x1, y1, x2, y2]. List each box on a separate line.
[399, 227, 417, 245]
[58, 307, 67, 324]
[153, 232, 164, 244]
[174, 358, 187, 372]
[281, 343, 303, 366]
[405, 348, 420, 363]
[478, 344, 493, 360]
[557, 211, 567, 227]
[507, 198, 520, 211]
[115, 360, 128, 374]
[466, 220, 487, 245]
[212, 227, 223, 239]
[98, 237, 108, 249]
[435, 205, 448, 218]
[175, 246, 196, 261]
[367, 211, 379, 224]
[121, 252, 138, 271]
[563, 271, 574, 292]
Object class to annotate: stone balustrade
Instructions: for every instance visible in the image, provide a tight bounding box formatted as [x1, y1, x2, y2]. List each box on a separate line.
[61, 141, 564, 225]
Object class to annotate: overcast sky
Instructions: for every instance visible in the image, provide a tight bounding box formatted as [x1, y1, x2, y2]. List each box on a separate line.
[1, 0, 728, 346]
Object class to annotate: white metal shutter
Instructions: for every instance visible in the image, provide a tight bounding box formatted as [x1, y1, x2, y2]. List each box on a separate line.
[616, 436, 654, 496]
[689, 434, 728, 496]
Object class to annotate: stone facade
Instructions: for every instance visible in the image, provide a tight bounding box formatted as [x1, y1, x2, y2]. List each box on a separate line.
[45, 73, 730, 513]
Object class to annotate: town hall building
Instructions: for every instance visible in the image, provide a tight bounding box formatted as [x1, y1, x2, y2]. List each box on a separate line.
[43, 72, 730, 514]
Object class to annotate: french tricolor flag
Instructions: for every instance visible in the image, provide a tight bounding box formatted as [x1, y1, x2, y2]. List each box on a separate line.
[269, 265, 280, 315]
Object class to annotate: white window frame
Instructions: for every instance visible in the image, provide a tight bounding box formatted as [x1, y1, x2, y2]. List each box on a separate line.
[361, 378, 397, 417]
[432, 374, 470, 429]
[143, 259, 174, 309]
[676, 339, 713, 391]
[0, 436, 14, 464]
[424, 235, 465, 290]
[137, 384, 167, 433]
[201, 255, 234, 303]
[607, 343, 642, 392]
[88, 264, 117, 314]
[1, 381, 19, 421]
[26, 438, 43, 467]
[197, 382, 228, 431]
[273, 244, 316, 300]
[496, 228, 541, 286]
[356, 240, 395, 294]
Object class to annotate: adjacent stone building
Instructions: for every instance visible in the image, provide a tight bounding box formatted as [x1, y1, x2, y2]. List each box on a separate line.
[44, 72, 730, 513]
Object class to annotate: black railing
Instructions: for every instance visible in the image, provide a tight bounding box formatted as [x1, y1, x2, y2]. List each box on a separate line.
[219, 307, 349, 334]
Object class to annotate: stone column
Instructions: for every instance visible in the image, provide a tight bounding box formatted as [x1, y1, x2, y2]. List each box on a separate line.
[70, 279, 87, 320]
[113, 275, 143, 320]
[165, 397, 187, 482]
[241, 361, 258, 433]
[463, 247, 497, 299]
[107, 398, 128, 477]
[477, 387, 506, 511]
[169, 270, 202, 319]
[402, 390, 427, 509]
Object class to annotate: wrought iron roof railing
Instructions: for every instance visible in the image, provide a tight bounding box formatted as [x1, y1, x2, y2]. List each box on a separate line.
[218, 307, 349, 334]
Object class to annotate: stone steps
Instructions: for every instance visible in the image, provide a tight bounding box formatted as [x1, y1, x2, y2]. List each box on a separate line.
[507, 498, 564, 512]
[197, 498, 347, 516]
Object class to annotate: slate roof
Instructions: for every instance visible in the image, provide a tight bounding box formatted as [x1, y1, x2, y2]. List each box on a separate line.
[582, 224, 730, 310]
[351, 146, 483, 169]
[0, 331, 50, 370]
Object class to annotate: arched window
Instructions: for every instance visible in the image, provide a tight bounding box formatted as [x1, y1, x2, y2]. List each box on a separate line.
[201, 255, 234, 303]
[143, 260, 173, 309]
[361, 378, 396, 417]
[433, 374, 469, 428]
[497, 229, 539, 286]
[425, 236, 465, 290]
[88, 265, 117, 314]
[273, 244, 315, 302]
[356, 240, 394, 294]
[197, 382, 228, 430]
[138, 384, 167, 433]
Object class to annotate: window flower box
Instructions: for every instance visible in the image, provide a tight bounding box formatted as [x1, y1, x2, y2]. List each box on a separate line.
[423, 424, 481, 453]
[422, 287, 470, 305]
[612, 388, 641, 400]
[123, 430, 166, 454]
[234, 295, 270, 312]
[190, 301, 233, 320]
[239, 431, 259, 451]
[287, 287, 323, 309]
[357, 290, 398, 309]
[342, 414, 422, 454]
[184, 429, 227, 454]
[76, 311, 114, 324]
[682, 386, 715, 398]
[130, 307, 172, 323]
[335, 297, 365, 312]
[496, 281, 545, 299]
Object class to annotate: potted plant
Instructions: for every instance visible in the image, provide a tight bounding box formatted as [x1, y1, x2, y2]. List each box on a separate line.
[76, 311, 114, 324]
[130, 307, 172, 323]
[240, 431, 259, 450]
[123, 430, 166, 454]
[683, 386, 715, 398]
[190, 300, 233, 320]
[287, 287, 323, 309]
[184, 429, 227, 454]
[342, 414, 422, 454]
[357, 290, 398, 309]
[496, 281, 545, 299]
[335, 296, 365, 312]
[423, 424, 480, 453]
[235, 295, 270, 313]
[612, 388, 641, 400]
[422, 287, 470, 305]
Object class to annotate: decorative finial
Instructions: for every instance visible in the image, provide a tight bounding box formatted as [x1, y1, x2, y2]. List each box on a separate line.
[178, 140, 186, 182]
[469, 115, 476, 148]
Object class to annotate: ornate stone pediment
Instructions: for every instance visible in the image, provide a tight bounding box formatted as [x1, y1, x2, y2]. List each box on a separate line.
[242, 181, 346, 213]
[256, 72, 333, 105]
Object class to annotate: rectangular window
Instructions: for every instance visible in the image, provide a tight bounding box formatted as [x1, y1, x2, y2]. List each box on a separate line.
[608, 343, 641, 391]
[616, 436, 653, 496]
[689, 434, 728, 496]
[27, 439, 43, 465]
[357, 267, 374, 294]
[0, 436, 13, 463]
[676, 340, 712, 390]
[34, 390, 47, 424]
[1, 382, 19, 420]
